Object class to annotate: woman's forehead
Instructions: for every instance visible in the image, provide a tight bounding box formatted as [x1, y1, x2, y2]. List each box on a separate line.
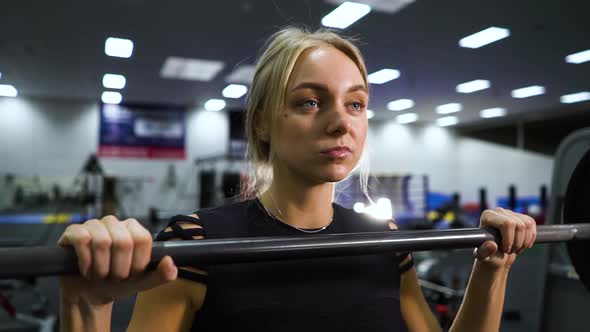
[287, 46, 366, 92]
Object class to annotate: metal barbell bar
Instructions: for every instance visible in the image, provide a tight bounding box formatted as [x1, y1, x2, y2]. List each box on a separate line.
[0, 224, 589, 279]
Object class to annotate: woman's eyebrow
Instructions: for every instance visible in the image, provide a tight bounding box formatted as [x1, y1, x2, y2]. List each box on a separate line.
[347, 84, 367, 93]
[290, 82, 367, 93]
[291, 82, 329, 92]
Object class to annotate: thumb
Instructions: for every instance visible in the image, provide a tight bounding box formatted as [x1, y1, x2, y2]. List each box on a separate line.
[112, 256, 178, 297]
[137, 255, 178, 290]
[474, 241, 497, 260]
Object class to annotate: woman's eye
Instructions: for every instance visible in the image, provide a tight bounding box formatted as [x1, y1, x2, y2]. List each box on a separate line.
[351, 102, 364, 112]
[302, 100, 319, 109]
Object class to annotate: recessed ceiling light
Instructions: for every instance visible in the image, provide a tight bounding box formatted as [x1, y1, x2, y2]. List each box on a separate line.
[456, 79, 490, 93]
[368, 69, 400, 84]
[560, 92, 590, 104]
[321, 1, 371, 29]
[367, 109, 375, 119]
[511, 85, 545, 98]
[104, 37, 134, 58]
[480, 107, 507, 118]
[387, 98, 414, 111]
[459, 27, 510, 49]
[0, 84, 18, 97]
[161, 56, 225, 82]
[102, 74, 126, 89]
[225, 64, 256, 84]
[101, 91, 122, 104]
[436, 103, 462, 114]
[566, 49, 590, 64]
[396, 112, 418, 124]
[437, 116, 459, 127]
[222, 84, 248, 99]
[326, 0, 414, 14]
[205, 99, 226, 111]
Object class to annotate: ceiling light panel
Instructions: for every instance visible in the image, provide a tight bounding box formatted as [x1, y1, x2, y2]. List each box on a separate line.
[480, 107, 507, 118]
[396, 112, 418, 124]
[437, 116, 459, 127]
[222, 84, 248, 98]
[161, 57, 225, 81]
[0, 84, 18, 97]
[326, 0, 414, 14]
[368, 69, 400, 84]
[387, 99, 414, 111]
[436, 103, 462, 114]
[511, 85, 545, 98]
[321, 2, 371, 29]
[205, 99, 226, 111]
[566, 49, 590, 64]
[225, 64, 256, 84]
[101, 91, 122, 104]
[560, 92, 590, 104]
[105, 37, 134, 58]
[459, 27, 510, 49]
[456, 79, 490, 93]
[102, 74, 126, 89]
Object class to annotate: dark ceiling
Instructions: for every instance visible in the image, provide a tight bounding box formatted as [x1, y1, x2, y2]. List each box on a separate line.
[1, 0, 589, 131]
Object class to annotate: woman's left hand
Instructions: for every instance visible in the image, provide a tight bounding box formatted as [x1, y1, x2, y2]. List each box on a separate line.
[474, 207, 537, 270]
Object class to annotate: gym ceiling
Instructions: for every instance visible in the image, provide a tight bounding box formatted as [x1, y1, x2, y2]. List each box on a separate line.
[0, 0, 589, 148]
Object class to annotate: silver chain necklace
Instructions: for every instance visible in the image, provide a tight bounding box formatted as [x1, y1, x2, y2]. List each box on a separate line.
[257, 194, 333, 234]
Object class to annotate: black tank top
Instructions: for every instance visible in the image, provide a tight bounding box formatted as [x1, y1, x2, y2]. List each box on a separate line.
[160, 199, 409, 332]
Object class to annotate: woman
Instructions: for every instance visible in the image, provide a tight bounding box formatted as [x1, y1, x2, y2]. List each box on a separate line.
[58, 27, 537, 332]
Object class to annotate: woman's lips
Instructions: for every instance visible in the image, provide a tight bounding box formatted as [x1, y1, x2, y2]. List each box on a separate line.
[320, 147, 352, 159]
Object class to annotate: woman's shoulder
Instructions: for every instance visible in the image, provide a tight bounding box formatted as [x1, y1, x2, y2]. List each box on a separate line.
[196, 198, 255, 219]
[155, 199, 257, 241]
[188, 199, 262, 238]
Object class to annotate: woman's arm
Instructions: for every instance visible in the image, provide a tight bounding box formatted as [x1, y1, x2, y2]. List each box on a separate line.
[399, 263, 445, 332]
[127, 276, 206, 332]
[59, 293, 113, 332]
[127, 216, 207, 332]
[59, 217, 178, 332]
[449, 208, 536, 332]
[60, 262, 178, 332]
[448, 262, 508, 332]
[392, 207, 535, 332]
[389, 222, 443, 332]
[59, 215, 206, 332]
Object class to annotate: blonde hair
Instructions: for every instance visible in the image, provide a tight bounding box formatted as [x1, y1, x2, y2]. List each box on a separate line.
[242, 27, 370, 199]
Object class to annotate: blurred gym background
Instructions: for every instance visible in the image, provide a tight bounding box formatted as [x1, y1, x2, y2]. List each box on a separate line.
[1, 1, 589, 331]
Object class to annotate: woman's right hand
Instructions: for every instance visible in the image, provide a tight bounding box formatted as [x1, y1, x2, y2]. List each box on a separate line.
[57, 216, 178, 307]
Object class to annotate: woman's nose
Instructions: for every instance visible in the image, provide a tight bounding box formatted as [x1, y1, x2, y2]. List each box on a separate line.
[325, 106, 351, 136]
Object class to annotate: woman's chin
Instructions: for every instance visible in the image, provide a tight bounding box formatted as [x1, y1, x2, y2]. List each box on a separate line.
[293, 163, 355, 184]
[319, 168, 353, 183]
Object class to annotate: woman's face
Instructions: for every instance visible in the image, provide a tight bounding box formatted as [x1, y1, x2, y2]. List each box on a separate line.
[269, 46, 369, 185]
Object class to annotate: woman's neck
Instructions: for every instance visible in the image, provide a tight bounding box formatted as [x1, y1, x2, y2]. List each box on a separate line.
[259, 172, 334, 230]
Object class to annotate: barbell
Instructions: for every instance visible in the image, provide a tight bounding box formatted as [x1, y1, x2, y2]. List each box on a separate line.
[0, 148, 589, 293]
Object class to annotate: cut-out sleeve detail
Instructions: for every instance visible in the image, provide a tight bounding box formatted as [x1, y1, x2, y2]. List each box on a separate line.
[388, 220, 415, 274]
[155, 214, 208, 283]
[155, 214, 204, 241]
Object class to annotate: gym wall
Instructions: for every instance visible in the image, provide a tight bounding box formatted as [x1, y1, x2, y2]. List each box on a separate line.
[369, 121, 553, 204]
[0, 96, 227, 216]
[1, 96, 552, 215]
